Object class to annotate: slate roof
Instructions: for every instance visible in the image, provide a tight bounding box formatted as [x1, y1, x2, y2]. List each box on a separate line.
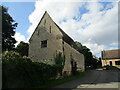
[101, 49, 120, 60]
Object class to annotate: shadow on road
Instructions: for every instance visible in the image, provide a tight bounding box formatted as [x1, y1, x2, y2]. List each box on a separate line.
[54, 70, 120, 89]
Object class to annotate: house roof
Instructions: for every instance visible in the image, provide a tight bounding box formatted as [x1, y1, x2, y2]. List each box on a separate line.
[101, 49, 120, 60]
[29, 11, 82, 53]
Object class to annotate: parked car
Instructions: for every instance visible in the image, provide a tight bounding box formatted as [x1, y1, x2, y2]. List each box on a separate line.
[86, 66, 92, 69]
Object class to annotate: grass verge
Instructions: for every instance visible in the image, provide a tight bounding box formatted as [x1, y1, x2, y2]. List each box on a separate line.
[37, 71, 88, 88]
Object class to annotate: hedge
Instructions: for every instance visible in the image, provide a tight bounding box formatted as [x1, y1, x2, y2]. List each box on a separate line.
[2, 51, 60, 88]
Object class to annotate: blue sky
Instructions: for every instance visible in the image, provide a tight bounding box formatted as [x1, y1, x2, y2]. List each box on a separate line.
[2, 1, 118, 58]
[2, 2, 35, 39]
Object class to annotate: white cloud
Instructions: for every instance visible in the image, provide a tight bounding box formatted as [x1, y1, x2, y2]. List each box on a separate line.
[77, 2, 118, 44]
[27, 1, 85, 40]
[83, 42, 118, 55]
[60, 2, 118, 55]
[27, 1, 118, 56]
[14, 32, 26, 46]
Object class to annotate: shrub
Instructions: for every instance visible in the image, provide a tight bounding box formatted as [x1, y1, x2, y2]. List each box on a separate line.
[2, 51, 59, 88]
[2, 51, 21, 61]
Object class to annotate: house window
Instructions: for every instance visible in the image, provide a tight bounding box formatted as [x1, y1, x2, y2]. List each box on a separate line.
[41, 40, 47, 48]
[115, 61, 120, 65]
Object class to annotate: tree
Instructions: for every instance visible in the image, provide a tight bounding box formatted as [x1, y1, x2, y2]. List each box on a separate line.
[75, 41, 83, 50]
[2, 5, 17, 52]
[16, 41, 29, 56]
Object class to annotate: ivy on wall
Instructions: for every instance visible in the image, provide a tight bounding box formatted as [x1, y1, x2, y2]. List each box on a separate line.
[53, 52, 65, 76]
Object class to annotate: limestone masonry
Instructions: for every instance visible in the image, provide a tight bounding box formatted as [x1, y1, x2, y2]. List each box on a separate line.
[29, 11, 85, 75]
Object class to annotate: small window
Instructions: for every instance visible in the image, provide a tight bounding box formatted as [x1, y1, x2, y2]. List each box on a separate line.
[50, 26, 51, 33]
[41, 40, 47, 48]
[44, 19, 46, 25]
[38, 30, 39, 35]
[62, 41, 64, 44]
[63, 47, 64, 51]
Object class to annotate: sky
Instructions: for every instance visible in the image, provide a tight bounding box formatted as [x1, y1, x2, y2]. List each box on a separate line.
[2, 0, 119, 58]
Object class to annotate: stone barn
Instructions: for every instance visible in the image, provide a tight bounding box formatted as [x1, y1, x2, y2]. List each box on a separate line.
[29, 11, 85, 75]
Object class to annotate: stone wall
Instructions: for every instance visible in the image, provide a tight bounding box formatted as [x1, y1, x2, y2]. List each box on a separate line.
[62, 41, 85, 75]
[29, 12, 63, 64]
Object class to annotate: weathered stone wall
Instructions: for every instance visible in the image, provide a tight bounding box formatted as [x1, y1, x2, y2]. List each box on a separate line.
[63, 41, 85, 75]
[29, 12, 63, 64]
[62, 41, 72, 75]
[71, 46, 85, 72]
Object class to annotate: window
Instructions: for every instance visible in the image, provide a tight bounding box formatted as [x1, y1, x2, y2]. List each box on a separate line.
[38, 30, 39, 35]
[41, 40, 47, 48]
[44, 19, 46, 25]
[62, 41, 64, 44]
[63, 47, 64, 51]
[50, 26, 51, 33]
[115, 61, 120, 65]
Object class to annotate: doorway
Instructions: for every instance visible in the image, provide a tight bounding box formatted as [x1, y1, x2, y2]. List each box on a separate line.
[109, 61, 112, 66]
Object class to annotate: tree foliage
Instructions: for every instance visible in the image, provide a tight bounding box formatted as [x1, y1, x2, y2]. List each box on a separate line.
[16, 41, 29, 56]
[2, 5, 17, 52]
[75, 41, 83, 50]
[54, 52, 65, 66]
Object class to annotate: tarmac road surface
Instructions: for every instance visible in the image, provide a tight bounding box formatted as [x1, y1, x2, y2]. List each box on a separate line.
[54, 70, 120, 89]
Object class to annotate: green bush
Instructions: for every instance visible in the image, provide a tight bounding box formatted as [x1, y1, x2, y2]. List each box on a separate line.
[2, 51, 59, 88]
[2, 51, 21, 60]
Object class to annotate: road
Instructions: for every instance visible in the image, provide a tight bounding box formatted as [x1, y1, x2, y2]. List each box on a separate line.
[54, 70, 120, 89]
